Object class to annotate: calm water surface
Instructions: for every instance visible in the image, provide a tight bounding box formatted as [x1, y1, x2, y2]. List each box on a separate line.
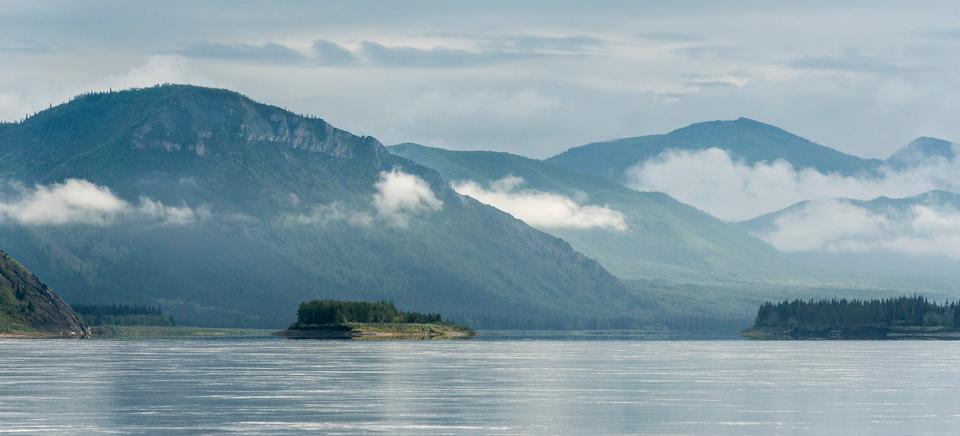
[1, 338, 959, 434]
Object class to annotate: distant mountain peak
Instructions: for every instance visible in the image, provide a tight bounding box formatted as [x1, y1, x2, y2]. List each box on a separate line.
[888, 136, 956, 166]
[547, 117, 877, 181]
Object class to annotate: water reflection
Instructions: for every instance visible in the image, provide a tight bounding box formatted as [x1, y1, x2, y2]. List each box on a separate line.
[1, 339, 959, 434]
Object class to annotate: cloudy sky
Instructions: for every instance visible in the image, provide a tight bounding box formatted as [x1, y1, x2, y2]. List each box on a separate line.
[4, 0, 960, 158]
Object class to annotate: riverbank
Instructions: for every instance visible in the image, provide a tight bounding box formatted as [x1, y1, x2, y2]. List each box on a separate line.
[274, 322, 476, 340]
[0, 327, 88, 339]
[742, 325, 960, 340]
[89, 325, 275, 338]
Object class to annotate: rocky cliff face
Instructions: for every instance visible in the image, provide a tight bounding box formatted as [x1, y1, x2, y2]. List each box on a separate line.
[0, 250, 88, 337]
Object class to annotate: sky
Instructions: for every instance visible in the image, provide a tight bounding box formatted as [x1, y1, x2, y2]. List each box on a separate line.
[3, 0, 960, 158]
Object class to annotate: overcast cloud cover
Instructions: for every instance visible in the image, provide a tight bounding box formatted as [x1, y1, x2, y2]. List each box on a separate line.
[3, 0, 960, 159]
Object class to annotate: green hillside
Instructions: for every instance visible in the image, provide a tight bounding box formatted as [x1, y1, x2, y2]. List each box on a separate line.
[0, 85, 642, 329]
[0, 250, 88, 336]
[389, 142, 784, 283]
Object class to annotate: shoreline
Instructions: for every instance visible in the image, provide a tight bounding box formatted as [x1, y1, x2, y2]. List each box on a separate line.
[274, 322, 476, 340]
[742, 326, 960, 340]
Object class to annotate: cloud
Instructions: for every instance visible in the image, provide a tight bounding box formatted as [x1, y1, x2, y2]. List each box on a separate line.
[135, 197, 211, 226]
[0, 179, 127, 225]
[285, 202, 373, 227]
[7, 2, 960, 161]
[788, 53, 902, 75]
[357, 41, 545, 67]
[753, 200, 960, 259]
[0, 38, 51, 54]
[174, 42, 307, 63]
[171, 38, 566, 68]
[285, 170, 442, 228]
[312, 39, 359, 65]
[0, 179, 207, 226]
[478, 35, 605, 52]
[636, 32, 703, 42]
[672, 45, 739, 59]
[626, 148, 960, 221]
[452, 176, 627, 231]
[372, 169, 443, 227]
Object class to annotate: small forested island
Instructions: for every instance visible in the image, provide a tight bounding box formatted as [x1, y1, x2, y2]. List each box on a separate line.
[742, 295, 960, 340]
[275, 300, 475, 339]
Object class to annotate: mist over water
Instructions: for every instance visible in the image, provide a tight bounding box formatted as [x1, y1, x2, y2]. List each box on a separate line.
[2, 338, 959, 434]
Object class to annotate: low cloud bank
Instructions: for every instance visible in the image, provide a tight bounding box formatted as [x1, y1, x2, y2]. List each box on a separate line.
[373, 169, 443, 227]
[627, 147, 960, 221]
[453, 176, 627, 231]
[753, 200, 960, 259]
[0, 179, 207, 226]
[283, 169, 445, 229]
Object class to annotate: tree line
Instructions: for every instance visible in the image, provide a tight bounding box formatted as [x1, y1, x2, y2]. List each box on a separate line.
[296, 300, 443, 326]
[71, 304, 175, 327]
[753, 295, 960, 329]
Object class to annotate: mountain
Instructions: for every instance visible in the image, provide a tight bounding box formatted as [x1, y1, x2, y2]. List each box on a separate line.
[887, 137, 957, 168]
[738, 190, 960, 292]
[546, 117, 879, 183]
[741, 190, 960, 233]
[0, 84, 640, 329]
[389, 142, 785, 283]
[0, 250, 88, 336]
[389, 142, 960, 325]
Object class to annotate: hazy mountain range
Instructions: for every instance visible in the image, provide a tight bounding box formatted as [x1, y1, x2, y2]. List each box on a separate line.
[0, 84, 957, 330]
[0, 85, 640, 329]
[389, 143, 784, 284]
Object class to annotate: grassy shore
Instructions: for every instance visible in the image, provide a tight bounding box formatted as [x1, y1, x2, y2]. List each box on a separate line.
[275, 322, 476, 340]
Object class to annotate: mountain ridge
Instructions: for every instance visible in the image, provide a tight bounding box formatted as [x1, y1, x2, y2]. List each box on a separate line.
[389, 142, 786, 283]
[546, 117, 882, 183]
[0, 84, 639, 329]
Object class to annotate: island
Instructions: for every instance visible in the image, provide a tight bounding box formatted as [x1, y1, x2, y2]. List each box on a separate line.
[274, 299, 475, 339]
[742, 295, 960, 340]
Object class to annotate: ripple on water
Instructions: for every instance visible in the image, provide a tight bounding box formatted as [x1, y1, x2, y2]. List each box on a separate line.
[1, 339, 959, 434]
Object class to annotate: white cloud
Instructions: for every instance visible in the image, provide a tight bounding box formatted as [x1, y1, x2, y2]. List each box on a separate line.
[0, 179, 207, 226]
[627, 148, 960, 221]
[372, 169, 443, 227]
[135, 197, 211, 226]
[754, 200, 960, 259]
[452, 176, 627, 231]
[0, 179, 127, 225]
